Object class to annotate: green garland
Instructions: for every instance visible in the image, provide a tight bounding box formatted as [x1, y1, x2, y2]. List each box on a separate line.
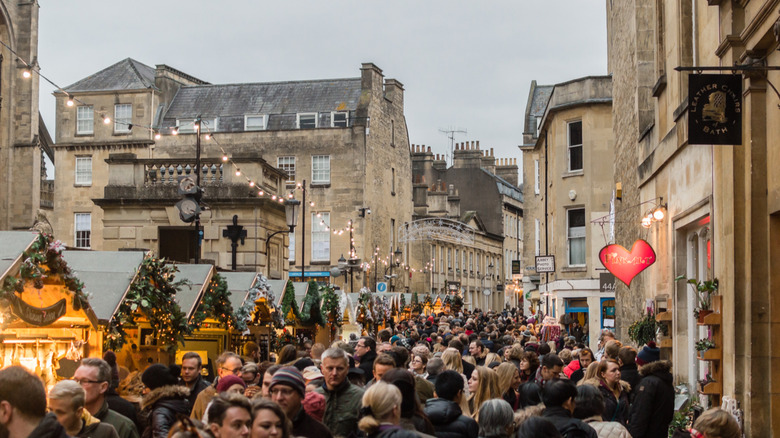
[0, 233, 91, 328]
[452, 295, 464, 313]
[280, 280, 300, 325]
[628, 312, 658, 347]
[191, 273, 235, 329]
[105, 256, 190, 351]
[411, 291, 422, 314]
[320, 285, 342, 327]
[300, 279, 325, 326]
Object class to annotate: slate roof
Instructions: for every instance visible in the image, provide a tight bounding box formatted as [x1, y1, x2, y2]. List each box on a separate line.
[161, 78, 362, 132]
[174, 264, 214, 319]
[0, 231, 37, 281]
[63, 58, 156, 93]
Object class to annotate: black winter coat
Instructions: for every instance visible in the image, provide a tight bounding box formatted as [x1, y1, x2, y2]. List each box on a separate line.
[424, 398, 479, 438]
[627, 361, 675, 438]
[29, 413, 70, 438]
[140, 385, 191, 438]
[541, 406, 598, 438]
[596, 380, 630, 425]
[358, 350, 378, 385]
[619, 364, 642, 402]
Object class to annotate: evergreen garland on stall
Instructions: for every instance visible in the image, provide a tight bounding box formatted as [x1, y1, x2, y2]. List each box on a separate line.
[280, 280, 300, 325]
[452, 295, 464, 313]
[320, 285, 342, 327]
[191, 273, 235, 330]
[105, 257, 190, 351]
[411, 291, 422, 314]
[0, 233, 92, 328]
[300, 279, 325, 326]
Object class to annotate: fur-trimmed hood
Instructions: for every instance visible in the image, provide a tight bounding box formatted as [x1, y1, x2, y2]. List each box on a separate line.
[639, 360, 672, 376]
[141, 384, 190, 410]
[580, 377, 631, 393]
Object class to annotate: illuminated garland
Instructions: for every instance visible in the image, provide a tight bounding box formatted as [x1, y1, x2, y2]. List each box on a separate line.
[191, 273, 235, 329]
[0, 233, 91, 328]
[320, 285, 342, 327]
[104, 256, 189, 351]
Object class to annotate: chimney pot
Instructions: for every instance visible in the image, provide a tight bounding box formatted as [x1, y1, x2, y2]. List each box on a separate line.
[476, 141, 480, 149]
[427, 146, 432, 153]
[490, 148, 494, 157]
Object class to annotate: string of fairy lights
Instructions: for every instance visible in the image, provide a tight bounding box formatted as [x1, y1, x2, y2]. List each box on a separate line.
[9, 41, 480, 278]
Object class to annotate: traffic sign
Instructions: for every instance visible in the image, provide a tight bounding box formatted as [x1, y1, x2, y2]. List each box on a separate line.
[376, 282, 388, 292]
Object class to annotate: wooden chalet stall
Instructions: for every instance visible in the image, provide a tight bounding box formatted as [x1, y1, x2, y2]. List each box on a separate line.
[0, 232, 100, 388]
[221, 272, 270, 360]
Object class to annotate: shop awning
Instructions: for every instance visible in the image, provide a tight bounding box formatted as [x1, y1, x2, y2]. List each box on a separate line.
[220, 272, 259, 311]
[61, 250, 146, 324]
[0, 231, 37, 281]
[174, 264, 214, 319]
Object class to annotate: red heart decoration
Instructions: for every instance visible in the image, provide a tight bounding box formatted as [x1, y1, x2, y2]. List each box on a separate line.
[599, 240, 656, 287]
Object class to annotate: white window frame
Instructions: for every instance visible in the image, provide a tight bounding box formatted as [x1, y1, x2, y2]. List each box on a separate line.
[114, 104, 132, 133]
[75, 156, 92, 186]
[331, 111, 349, 127]
[311, 212, 330, 262]
[312, 155, 330, 184]
[567, 208, 586, 266]
[177, 117, 218, 134]
[76, 106, 94, 135]
[277, 156, 296, 184]
[535, 219, 541, 256]
[244, 114, 267, 131]
[297, 113, 318, 129]
[534, 160, 540, 194]
[568, 120, 583, 172]
[74, 213, 91, 249]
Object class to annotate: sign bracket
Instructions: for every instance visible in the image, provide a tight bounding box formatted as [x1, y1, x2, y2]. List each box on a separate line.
[675, 63, 780, 108]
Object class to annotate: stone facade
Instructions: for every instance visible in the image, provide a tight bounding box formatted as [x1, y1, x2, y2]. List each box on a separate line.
[0, 1, 53, 231]
[520, 76, 614, 350]
[52, 60, 412, 281]
[409, 142, 522, 311]
[608, 1, 780, 433]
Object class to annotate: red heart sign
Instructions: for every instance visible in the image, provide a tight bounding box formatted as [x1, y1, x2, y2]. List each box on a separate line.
[599, 240, 656, 287]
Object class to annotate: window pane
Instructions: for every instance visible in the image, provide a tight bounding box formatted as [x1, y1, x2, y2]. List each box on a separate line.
[288, 232, 296, 262]
[570, 146, 583, 171]
[178, 118, 217, 133]
[114, 104, 132, 132]
[568, 209, 586, 265]
[312, 155, 330, 184]
[311, 212, 330, 261]
[77, 106, 93, 134]
[74, 213, 91, 248]
[75, 157, 92, 185]
[278, 156, 296, 184]
[299, 114, 316, 129]
[246, 115, 265, 131]
[569, 121, 582, 146]
[332, 112, 348, 127]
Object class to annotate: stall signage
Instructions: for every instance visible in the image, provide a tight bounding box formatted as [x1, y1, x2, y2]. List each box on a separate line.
[511, 260, 521, 275]
[9, 294, 67, 326]
[688, 74, 742, 145]
[598, 239, 656, 287]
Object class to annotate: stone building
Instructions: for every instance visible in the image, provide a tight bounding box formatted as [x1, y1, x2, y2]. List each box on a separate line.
[608, 1, 780, 433]
[52, 60, 412, 281]
[408, 142, 522, 311]
[520, 76, 614, 348]
[0, 1, 53, 231]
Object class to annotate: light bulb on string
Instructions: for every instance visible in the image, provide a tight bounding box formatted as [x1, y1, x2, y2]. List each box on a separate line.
[235, 169, 241, 177]
[653, 208, 665, 221]
[172, 127, 179, 135]
[204, 133, 211, 140]
[154, 131, 161, 140]
[258, 190, 264, 196]
[309, 202, 315, 207]
[222, 155, 228, 162]
[249, 181, 255, 187]
[102, 115, 111, 125]
[271, 195, 277, 200]
[66, 95, 74, 107]
[641, 215, 653, 228]
[22, 67, 31, 78]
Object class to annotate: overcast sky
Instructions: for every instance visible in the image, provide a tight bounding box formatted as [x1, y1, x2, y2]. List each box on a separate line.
[38, 1, 607, 175]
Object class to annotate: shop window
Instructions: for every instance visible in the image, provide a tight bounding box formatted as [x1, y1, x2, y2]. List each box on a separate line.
[601, 298, 616, 329]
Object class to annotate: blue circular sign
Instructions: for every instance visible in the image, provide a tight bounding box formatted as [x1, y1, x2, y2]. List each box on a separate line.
[377, 282, 387, 292]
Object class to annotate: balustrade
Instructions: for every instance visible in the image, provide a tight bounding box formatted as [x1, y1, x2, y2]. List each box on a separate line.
[144, 160, 224, 185]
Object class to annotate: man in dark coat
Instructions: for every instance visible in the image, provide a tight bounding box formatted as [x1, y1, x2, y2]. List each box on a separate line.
[424, 371, 478, 438]
[271, 367, 333, 438]
[617, 346, 641, 402]
[141, 364, 191, 438]
[569, 348, 594, 385]
[356, 337, 378, 385]
[627, 360, 675, 438]
[541, 379, 598, 438]
[48, 380, 119, 438]
[0, 366, 70, 438]
[180, 352, 210, 413]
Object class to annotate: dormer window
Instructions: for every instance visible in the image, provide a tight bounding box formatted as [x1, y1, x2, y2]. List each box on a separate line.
[297, 113, 317, 129]
[245, 115, 266, 131]
[177, 117, 217, 134]
[331, 111, 348, 127]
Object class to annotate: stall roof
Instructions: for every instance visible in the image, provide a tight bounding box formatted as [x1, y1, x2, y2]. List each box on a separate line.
[266, 280, 287, 301]
[62, 250, 145, 323]
[220, 272, 258, 311]
[0, 231, 37, 281]
[174, 264, 214, 319]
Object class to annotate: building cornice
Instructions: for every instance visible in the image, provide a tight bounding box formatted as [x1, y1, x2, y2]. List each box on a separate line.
[55, 139, 154, 151]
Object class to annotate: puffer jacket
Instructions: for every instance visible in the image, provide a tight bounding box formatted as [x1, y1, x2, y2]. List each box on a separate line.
[582, 416, 631, 438]
[315, 379, 365, 438]
[627, 360, 674, 438]
[424, 398, 479, 438]
[580, 378, 630, 426]
[140, 385, 190, 438]
[28, 413, 69, 438]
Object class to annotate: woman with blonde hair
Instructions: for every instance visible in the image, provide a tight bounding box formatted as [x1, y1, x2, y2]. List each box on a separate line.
[578, 361, 600, 385]
[583, 359, 630, 425]
[441, 348, 471, 415]
[495, 362, 521, 410]
[467, 366, 500, 421]
[358, 381, 418, 438]
[484, 352, 502, 367]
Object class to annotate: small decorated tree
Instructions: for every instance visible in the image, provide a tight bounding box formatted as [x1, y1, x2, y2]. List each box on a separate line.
[280, 280, 301, 325]
[320, 285, 341, 327]
[191, 273, 235, 330]
[300, 280, 325, 326]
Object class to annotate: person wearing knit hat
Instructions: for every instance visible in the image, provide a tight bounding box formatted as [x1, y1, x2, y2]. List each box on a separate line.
[302, 390, 326, 422]
[636, 341, 660, 366]
[215, 375, 246, 395]
[270, 367, 332, 438]
[140, 364, 190, 438]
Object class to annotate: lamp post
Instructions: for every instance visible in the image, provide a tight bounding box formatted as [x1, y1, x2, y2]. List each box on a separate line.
[389, 247, 402, 292]
[338, 255, 349, 290]
[265, 199, 300, 277]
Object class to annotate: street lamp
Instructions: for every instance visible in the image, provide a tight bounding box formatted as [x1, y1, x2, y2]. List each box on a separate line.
[265, 199, 300, 277]
[390, 247, 402, 292]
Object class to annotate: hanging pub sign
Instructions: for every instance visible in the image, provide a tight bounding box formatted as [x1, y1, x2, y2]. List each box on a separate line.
[688, 73, 742, 145]
[8, 294, 68, 326]
[598, 240, 656, 287]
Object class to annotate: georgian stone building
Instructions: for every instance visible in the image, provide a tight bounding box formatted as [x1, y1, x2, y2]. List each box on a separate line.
[520, 76, 615, 348]
[52, 60, 412, 281]
[408, 142, 522, 311]
[608, 1, 780, 433]
[0, 1, 53, 231]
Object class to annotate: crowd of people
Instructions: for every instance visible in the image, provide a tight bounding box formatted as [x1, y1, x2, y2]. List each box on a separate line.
[0, 308, 742, 438]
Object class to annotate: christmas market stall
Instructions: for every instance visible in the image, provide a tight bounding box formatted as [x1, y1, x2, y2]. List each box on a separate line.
[221, 272, 270, 360]
[173, 264, 224, 370]
[0, 232, 100, 387]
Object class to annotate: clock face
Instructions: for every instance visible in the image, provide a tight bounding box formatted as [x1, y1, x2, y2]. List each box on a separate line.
[180, 199, 198, 215]
[179, 176, 197, 193]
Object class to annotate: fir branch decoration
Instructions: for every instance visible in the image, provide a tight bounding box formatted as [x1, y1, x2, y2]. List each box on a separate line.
[0, 233, 92, 328]
[235, 275, 266, 332]
[280, 280, 300, 324]
[105, 256, 190, 351]
[300, 280, 325, 326]
[191, 273, 234, 329]
[320, 285, 342, 327]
